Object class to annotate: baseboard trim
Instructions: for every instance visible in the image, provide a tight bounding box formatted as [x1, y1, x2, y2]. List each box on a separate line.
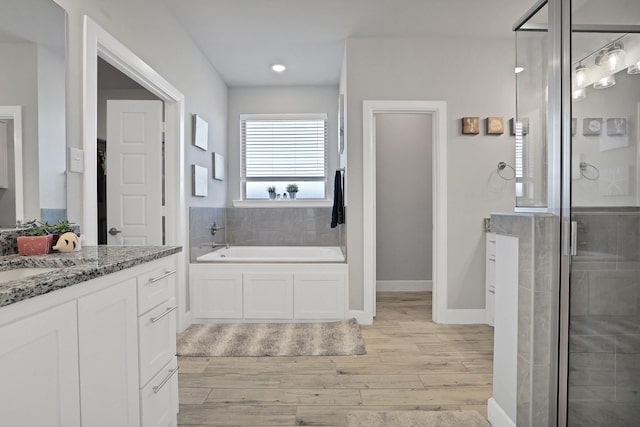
[349, 310, 372, 325]
[376, 280, 432, 291]
[487, 397, 516, 427]
[436, 308, 487, 324]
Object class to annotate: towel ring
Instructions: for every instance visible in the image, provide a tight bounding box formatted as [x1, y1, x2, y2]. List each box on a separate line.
[497, 162, 516, 180]
[579, 162, 599, 181]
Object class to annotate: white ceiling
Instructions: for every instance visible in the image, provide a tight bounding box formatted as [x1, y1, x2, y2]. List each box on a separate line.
[161, 0, 536, 87]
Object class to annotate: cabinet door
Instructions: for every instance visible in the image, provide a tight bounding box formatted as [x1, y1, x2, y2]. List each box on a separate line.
[294, 272, 345, 319]
[244, 273, 293, 319]
[192, 270, 243, 319]
[0, 301, 80, 427]
[78, 279, 140, 427]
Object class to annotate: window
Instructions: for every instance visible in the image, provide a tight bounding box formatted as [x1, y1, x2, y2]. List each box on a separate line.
[240, 114, 328, 199]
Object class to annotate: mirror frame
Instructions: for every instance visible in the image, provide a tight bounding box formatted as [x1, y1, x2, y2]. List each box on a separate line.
[0, 106, 24, 223]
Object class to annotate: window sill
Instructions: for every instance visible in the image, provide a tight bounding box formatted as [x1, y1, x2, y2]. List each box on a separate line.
[232, 199, 333, 208]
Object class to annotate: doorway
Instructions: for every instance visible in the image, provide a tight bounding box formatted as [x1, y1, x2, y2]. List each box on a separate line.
[362, 100, 447, 324]
[375, 113, 433, 294]
[0, 106, 23, 226]
[83, 17, 188, 329]
[96, 58, 164, 245]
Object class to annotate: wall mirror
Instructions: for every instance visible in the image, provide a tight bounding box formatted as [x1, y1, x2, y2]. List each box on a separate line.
[0, 0, 67, 227]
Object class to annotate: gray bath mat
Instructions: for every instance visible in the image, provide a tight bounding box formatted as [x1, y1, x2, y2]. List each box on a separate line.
[347, 410, 490, 427]
[176, 318, 366, 357]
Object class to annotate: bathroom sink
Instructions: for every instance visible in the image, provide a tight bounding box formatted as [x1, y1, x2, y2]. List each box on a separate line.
[0, 268, 59, 283]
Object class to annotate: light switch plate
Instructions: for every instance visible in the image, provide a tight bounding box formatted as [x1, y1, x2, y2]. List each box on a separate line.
[69, 147, 84, 173]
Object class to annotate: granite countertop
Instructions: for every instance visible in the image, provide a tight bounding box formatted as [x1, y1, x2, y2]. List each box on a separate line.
[0, 246, 182, 308]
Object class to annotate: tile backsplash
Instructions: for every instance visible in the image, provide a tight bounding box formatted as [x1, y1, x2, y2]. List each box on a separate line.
[189, 206, 341, 261]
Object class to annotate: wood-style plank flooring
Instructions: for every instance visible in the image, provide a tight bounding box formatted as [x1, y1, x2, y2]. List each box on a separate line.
[177, 292, 494, 426]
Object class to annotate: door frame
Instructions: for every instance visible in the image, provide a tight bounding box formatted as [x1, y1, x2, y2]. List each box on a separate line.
[362, 100, 447, 323]
[82, 17, 187, 328]
[0, 106, 24, 223]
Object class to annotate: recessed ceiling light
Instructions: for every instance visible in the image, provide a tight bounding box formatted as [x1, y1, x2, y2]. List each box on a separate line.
[272, 64, 286, 73]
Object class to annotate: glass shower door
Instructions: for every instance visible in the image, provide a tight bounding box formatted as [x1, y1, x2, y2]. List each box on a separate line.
[568, 9, 640, 426]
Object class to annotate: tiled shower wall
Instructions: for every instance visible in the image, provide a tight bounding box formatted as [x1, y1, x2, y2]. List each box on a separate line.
[189, 207, 343, 261]
[568, 208, 640, 426]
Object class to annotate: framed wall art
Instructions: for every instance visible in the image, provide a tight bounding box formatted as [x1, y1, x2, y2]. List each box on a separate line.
[193, 114, 209, 150]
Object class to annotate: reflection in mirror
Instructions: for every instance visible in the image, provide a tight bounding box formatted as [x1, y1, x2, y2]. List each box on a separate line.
[0, 0, 66, 227]
[572, 32, 640, 206]
[515, 3, 548, 208]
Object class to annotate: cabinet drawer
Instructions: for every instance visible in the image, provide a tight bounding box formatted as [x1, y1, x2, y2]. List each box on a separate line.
[140, 358, 178, 427]
[139, 298, 177, 387]
[137, 258, 176, 315]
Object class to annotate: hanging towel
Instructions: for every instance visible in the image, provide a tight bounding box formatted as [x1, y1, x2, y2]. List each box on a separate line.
[331, 170, 345, 228]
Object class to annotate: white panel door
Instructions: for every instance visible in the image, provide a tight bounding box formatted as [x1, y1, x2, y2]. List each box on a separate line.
[78, 278, 140, 427]
[0, 301, 81, 427]
[107, 100, 163, 246]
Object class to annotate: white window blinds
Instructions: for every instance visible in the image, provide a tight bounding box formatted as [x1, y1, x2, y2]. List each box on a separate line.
[241, 114, 327, 180]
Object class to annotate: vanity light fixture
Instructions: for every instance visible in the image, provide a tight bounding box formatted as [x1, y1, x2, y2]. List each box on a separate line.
[593, 74, 615, 89]
[628, 61, 640, 74]
[575, 64, 588, 87]
[595, 42, 625, 72]
[271, 64, 286, 73]
[572, 87, 586, 100]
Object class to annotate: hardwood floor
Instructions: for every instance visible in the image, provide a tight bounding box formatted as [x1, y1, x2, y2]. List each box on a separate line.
[177, 292, 494, 426]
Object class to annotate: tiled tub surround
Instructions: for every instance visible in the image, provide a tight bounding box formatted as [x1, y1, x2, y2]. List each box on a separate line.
[0, 245, 181, 307]
[490, 213, 559, 427]
[568, 208, 640, 426]
[189, 207, 342, 262]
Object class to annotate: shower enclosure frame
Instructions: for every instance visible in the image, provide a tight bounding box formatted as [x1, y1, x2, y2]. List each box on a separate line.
[514, 1, 640, 425]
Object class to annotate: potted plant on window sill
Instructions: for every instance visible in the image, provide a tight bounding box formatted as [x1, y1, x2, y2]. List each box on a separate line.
[267, 186, 277, 200]
[16, 220, 55, 255]
[286, 183, 299, 200]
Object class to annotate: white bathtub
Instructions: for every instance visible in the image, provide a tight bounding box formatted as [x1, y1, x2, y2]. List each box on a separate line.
[190, 246, 347, 321]
[196, 246, 345, 263]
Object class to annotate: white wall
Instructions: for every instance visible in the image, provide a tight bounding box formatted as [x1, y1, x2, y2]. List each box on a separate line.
[376, 113, 432, 282]
[346, 36, 516, 310]
[572, 70, 640, 206]
[227, 86, 339, 205]
[54, 0, 229, 225]
[37, 45, 66, 212]
[0, 42, 39, 220]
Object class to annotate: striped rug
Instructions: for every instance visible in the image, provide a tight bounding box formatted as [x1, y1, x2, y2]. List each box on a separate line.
[176, 318, 366, 357]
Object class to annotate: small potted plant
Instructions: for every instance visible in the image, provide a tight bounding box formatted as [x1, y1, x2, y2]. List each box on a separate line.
[267, 186, 277, 200]
[16, 220, 55, 255]
[286, 183, 299, 200]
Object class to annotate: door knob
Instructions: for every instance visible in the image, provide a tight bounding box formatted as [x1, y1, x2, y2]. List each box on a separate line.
[108, 227, 122, 236]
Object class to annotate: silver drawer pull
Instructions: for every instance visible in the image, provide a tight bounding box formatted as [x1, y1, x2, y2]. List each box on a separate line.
[149, 270, 176, 283]
[488, 289, 495, 294]
[150, 305, 177, 323]
[152, 367, 179, 394]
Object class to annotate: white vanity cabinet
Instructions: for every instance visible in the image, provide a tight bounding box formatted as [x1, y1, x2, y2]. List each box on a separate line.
[0, 253, 178, 427]
[485, 232, 496, 326]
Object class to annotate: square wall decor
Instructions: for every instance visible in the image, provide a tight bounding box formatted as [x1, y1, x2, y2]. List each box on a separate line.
[192, 164, 208, 197]
[212, 152, 225, 181]
[462, 117, 480, 134]
[487, 117, 504, 135]
[607, 118, 627, 136]
[193, 114, 209, 150]
[583, 118, 602, 136]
